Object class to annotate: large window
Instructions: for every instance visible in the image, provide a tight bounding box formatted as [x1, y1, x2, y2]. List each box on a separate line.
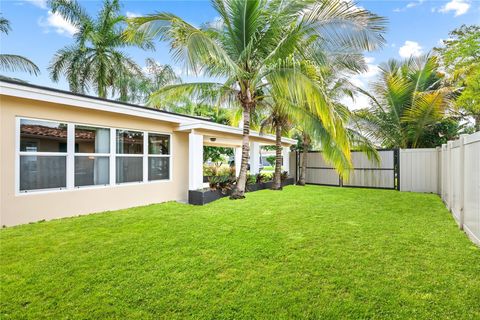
[19, 119, 67, 191]
[17, 118, 171, 193]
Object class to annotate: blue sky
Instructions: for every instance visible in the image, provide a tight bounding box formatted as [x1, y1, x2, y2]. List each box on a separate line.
[1, 0, 479, 108]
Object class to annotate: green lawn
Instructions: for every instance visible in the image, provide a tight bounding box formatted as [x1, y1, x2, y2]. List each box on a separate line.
[1, 186, 479, 319]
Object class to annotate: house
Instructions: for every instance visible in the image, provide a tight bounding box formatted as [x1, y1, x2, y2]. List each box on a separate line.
[0, 80, 296, 226]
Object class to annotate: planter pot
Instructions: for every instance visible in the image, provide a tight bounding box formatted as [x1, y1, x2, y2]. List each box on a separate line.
[282, 177, 294, 187]
[246, 182, 262, 192]
[189, 188, 231, 205]
[188, 177, 295, 205]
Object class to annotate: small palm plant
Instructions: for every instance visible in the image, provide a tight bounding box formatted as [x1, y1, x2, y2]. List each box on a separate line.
[355, 55, 456, 148]
[0, 15, 39, 76]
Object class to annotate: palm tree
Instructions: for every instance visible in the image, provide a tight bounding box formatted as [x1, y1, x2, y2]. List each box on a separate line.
[48, 0, 147, 98]
[0, 15, 40, 76]
[355, 55, 457, 148]
[264, 41, 381, 190]
[126, 0, 386, 198]
[116, 58, 180, 104]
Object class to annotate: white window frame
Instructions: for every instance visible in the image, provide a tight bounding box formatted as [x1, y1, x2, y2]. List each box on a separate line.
[15, 116, 173, 195]
[16, 117, 69, 193]
[73, 124, 112, 189]
[115, 128, 145, 185]
[146, 132, 172, 182]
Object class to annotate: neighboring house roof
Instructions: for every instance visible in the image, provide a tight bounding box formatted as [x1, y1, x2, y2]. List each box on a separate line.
[1, 79, 296, 146]
[21, 125, 69, 140]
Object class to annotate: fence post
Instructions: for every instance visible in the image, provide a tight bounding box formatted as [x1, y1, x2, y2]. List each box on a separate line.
[395, 148, 400, 191]
[441, 144, 447, 202]
[436, 147, 441, 195]
[458, 135, 466, 230]
[447, 141, 453, 211]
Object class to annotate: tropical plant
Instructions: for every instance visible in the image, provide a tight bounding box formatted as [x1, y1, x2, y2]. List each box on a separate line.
[126, 0, 386, 198]
[208, 175, 236, 194]
[204, 146, 234, 164]
[48, 0, 147, 98]
[355, 55, 460, 148]
[116, 58, 180, 104]
[435, 25, 480, 131]
[0, 15, 39, 76]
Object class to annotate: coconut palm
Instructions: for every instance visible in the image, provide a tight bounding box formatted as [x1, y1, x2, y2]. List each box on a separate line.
[263, 42, 380, 190]
[48, 0, 147, 98]
[0, 16, 40, 76]
[116, 58, 181, 104]
[126, 0, 386, 198]
[355, 55, 457, 148]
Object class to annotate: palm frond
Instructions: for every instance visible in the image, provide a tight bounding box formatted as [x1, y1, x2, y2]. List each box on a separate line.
[0, 54, 40, 75]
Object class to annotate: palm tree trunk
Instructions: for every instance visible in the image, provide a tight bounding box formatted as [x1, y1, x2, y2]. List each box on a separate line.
[230, 105, 251, 199]
[475, 114, 480, 132]
[272, 122, 283, 190]
[297, 133, 309, 186]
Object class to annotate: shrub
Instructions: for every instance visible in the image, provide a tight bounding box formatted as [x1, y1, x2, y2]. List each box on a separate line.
[281, 171, 289, 181]
[246, 174, 257, 185]
[256, 173, 272, 183]
[266, 155, 276, 166]
[208, 175, 236, 194]
[203, 165, 218, 177]
[217, 166, 236, 177]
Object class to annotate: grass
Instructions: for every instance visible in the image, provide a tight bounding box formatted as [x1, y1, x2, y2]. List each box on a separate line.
[1, 186, 479, 319]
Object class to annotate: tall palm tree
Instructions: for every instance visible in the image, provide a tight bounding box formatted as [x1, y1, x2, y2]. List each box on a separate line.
[116, 58, 180, 104]
[0, 16, 40, 76]
[48, 0, 147, 98]
[126, 0, 386, 198]
[355, 55, 456, 148]
[265, 42, 381, 190]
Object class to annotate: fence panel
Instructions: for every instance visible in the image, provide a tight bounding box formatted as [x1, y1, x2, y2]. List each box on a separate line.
[450, 140, 463, 224]
[298, 150, 397, 189]
[403, 132, 479, 246]
[302, 152, 341, 186]
[399, 149, 439, 193]
[463, 133, 480, 245]
[343, 150, 396, 189]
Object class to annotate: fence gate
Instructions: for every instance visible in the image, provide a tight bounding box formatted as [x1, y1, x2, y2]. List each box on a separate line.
[295, 149, 399, 190]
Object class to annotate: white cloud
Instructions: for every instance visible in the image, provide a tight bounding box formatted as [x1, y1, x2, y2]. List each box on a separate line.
[24, 0, 47, 9]
[38, 11, 78, 37]
[393, 0, 424, 12]
[126, 11, 141, 18]
[399, 41, 423, 58]
[439, 0, 471, 16]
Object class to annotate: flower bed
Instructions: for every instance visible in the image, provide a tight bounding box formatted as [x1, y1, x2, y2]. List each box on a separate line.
[188, 177, 294, 205]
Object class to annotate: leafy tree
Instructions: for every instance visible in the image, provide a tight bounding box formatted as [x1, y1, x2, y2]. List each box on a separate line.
[0, 15, 39, 76]
[435, 25, 480, 130]
[456, 68, 480, 130]
[204, 147, 234, 164]
[266, 155, 276, 167]
[126, 0, 386, 198]
[355, 55, 460, 148]
[49, 0, 147, 98]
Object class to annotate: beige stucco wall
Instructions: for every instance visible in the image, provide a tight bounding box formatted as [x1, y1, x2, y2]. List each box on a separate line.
[0, 95, 189, 226]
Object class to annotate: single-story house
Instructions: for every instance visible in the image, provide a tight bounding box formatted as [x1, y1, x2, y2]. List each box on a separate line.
[0, 80, 296, 226]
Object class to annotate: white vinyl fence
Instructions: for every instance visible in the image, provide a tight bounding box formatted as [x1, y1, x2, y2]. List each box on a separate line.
[400, 132, 480, 245]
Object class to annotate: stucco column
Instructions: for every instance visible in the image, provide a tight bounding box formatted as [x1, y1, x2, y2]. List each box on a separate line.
[189, 131, 204, 190]
[282, 146, 290, 175]
[249, 142, 260, 174]
[234, 147, 242, 177]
